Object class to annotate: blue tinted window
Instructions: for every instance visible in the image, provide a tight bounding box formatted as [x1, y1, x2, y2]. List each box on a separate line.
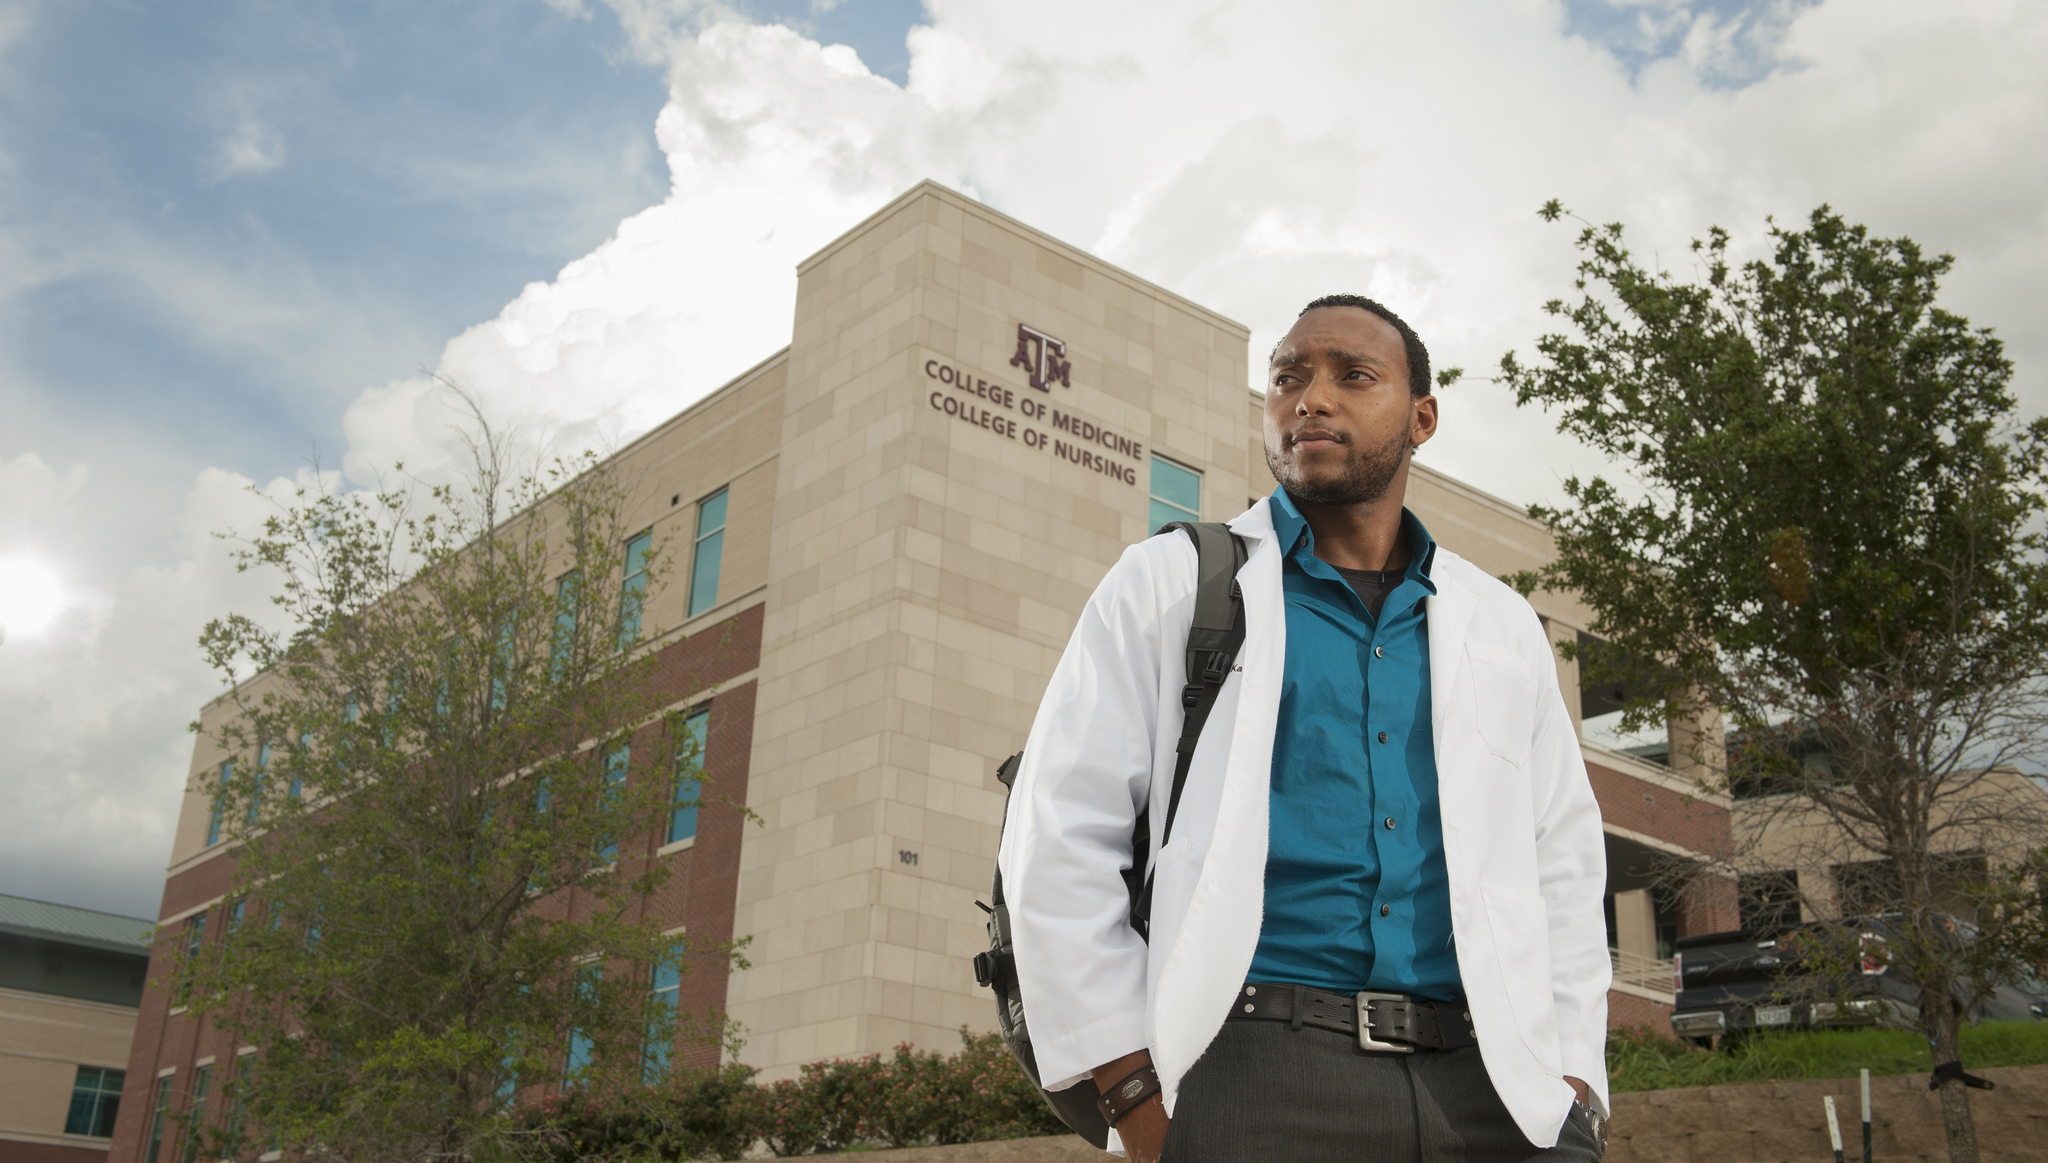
[178, 1066, 210, 1163]
[206, 761, 232, 846]
[688, 489, 727, 617]
[1149, 456, 1201, 536]
[618, 531, 652, 649]
[596, 745, 629, 863]
[550, 571, 581, 680]
[668, 708, 709, 846]
[64, 1065, 125, 1137]
[247, 742, 270, 826]
[143, 1076, 173, 1163]
[224, 1057, 253, 1148]
[644, 961, 682, 1084]
[492, 612, 516, 711]
[176, 915, 205, 1005]
[564, 966, 602, 1084]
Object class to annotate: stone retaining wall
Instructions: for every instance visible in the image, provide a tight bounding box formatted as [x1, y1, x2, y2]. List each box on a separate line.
[804, 1063, 2048, 1161]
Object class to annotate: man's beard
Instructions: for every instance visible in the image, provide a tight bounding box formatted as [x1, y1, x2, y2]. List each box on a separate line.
[1265, 421, 1410, 507]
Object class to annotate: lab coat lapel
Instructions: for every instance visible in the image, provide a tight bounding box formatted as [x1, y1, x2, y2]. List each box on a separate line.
[1426, 555, 1477, 747]
[1424, 553, 1481, 883]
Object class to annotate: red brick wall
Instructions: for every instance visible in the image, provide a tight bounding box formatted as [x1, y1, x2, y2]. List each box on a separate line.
[0, 1139, 123, 1163]
[1607, 988, 1674, 1033]
[1680, 872, 1740, 938]
[1586, 761, 1732, 860]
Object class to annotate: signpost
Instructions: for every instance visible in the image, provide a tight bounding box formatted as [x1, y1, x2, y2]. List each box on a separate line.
[1824, 1096, 1845, 1163]
[1861, 1069, 1872, 1163]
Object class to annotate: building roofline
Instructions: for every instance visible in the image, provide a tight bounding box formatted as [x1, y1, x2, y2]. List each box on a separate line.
[604, 346, 792, 469]
[798, 180, 1251, 339]
[0, 894, 154, 955]
[1408, 460, 1546, 533]
[198, 350, 795, 718]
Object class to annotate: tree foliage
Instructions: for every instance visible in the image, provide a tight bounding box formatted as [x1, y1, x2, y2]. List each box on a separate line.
[183, 414, 731, 1162]
[1501, 203, 2048, 1163]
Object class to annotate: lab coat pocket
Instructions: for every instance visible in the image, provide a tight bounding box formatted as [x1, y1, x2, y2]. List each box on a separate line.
[1468, 643, 1534, 768]
[1481, 883, 1564, 1073]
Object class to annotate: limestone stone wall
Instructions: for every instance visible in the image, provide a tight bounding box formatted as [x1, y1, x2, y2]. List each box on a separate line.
[726, 181, 1252, 1076]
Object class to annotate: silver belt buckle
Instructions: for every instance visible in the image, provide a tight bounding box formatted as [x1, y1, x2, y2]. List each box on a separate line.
[1354, 991, 1416, 1054]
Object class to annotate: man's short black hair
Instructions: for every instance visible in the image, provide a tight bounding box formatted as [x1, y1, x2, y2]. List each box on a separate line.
[1293, 294, 1431, 397]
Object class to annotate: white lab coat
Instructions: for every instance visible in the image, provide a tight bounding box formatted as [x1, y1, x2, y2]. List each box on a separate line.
[997, 498, 1610, 1152]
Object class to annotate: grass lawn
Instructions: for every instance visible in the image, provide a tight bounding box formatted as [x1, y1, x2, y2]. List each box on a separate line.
[1607, 1021, 2048, 1093]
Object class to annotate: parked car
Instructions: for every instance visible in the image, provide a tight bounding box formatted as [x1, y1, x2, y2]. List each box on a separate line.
[1668, 918, 2046, 1042]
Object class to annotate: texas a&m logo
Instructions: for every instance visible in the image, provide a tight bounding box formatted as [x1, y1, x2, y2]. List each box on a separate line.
[1009, 324, 1070, 392]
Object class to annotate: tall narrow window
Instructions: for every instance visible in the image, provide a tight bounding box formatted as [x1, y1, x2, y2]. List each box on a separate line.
[289, 732, 309, 799]
[550, 571, 581, 680]
[178, 1064, 211, 1163]
[688, 489, 728, 618]
[643, 961, 681, 1084]
[64, 1065, 125, 1137]
[669, 708, 709, 846]
[619, 531, 653, 648]
[176, 916, 206, 1005]
[144, 1075, 174, 1163]
[564, 965, 602, 1084]
[247, 741, 270, 827]
[596, 745, 629, 864]
[491, 611, 516, 712]
[1149, 455, 1201, 535]
[224, 1057, 253, 1154]
[382, 667, 408, 748]
[205, 761, 232, 846]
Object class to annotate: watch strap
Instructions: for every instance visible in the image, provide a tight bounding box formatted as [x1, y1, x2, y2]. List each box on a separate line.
[1096, 1064, 1162, 1128]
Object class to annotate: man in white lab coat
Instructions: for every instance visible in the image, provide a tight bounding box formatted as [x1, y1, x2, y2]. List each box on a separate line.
[998, 295, 1611, 1161]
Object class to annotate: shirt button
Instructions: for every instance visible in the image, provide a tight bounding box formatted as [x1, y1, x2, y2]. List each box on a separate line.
[1377, 731, 1389, 743]
[1380, 903, 1392, 917]
[1374, 646, 1384, 658]
[1385, 817, 1396, 830]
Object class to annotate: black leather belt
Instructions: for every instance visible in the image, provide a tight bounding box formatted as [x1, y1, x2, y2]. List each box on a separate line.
[1227, 983, 1477, 1052]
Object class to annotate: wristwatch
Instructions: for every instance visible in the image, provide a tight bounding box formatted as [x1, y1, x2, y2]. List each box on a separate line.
[1572, 1100, 1608, 1157]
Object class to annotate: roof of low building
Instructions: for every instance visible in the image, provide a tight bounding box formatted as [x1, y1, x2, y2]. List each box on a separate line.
[0, 893, 154, 956]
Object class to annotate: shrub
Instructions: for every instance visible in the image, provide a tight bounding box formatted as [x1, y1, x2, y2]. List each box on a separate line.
[518, 1028, 1069, 1156]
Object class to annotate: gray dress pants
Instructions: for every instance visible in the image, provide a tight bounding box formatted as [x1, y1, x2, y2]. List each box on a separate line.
[1160, 1020, 1604, 1163]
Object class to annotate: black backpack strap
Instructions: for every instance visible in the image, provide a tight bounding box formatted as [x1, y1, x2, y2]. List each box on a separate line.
[1161, 522, 1248, 845]
[1130, 521, 1247, 936]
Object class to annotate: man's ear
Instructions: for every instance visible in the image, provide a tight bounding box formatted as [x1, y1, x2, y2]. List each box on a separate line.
[1409, 393, 1441, 448]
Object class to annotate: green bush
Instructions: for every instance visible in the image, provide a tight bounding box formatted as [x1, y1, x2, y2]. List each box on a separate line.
[515, 1063, 763, 1161]
[1607, 1021, 2048, 1093]
[519, 1029, 1067, 1157]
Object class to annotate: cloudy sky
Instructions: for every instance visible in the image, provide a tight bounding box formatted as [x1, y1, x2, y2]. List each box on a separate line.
[2, 0, 2043, 919]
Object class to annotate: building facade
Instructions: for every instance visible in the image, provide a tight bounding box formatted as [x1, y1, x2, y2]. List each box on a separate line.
[112, 182, 1733, 1159]
[0, 895, 152, 1163]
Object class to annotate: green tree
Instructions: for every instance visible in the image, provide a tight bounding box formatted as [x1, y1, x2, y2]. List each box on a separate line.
[185, 411, 732, 1162]
[1501, 204, 2048, 1163]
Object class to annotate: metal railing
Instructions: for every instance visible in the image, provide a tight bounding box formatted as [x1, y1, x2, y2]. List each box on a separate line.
[1610, 946, 1676, 996]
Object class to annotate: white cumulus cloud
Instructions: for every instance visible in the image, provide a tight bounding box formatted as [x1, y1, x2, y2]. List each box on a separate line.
[8, 0, 2048, 919]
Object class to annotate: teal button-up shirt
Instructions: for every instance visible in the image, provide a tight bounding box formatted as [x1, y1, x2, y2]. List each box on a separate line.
[1247, 488, 1464, 1002]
